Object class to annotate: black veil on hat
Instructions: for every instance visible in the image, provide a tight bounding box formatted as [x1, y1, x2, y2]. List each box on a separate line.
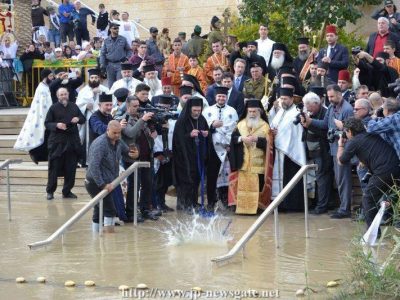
[269, 42, 293, 65]
[182, 74, 205, 97]
[179, 85, 193, 97]
[239, 99, 269, 123]
[179, 96, 204, 121]
[40, 68, 53, 80]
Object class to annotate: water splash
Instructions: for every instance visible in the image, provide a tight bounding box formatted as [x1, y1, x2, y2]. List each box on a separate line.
[155, 213, 233, 246]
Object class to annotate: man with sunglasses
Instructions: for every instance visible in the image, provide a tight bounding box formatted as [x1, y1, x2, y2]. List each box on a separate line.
[100, 22, 132, 88]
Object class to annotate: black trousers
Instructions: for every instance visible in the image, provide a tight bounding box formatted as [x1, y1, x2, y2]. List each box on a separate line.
[46, 150, 78, 195]
[85, 180, 116, 223]
[206, 147, 222, 208]
[74, 27, 90, 47]
[60, 22, 74, 43]
[176, 181, 199, 209]
[139, 163, 153, 212]
[155, 161, 173, 206]
[363, 170, 400, 228]
[122, 161, 136, 218]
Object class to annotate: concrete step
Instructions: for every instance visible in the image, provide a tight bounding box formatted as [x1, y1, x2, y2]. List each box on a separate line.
[0, 128, 22, 135]
[0, 135, 18, 148]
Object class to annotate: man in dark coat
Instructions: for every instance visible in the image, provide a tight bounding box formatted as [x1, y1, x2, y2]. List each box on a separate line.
[172, 96, 209, 211]
[45, 87, 85, 200]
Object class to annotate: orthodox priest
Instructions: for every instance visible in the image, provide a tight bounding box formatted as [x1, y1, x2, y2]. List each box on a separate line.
[172, 96, 209, 211]
[228, 100, 273, 214]
[270, 87, 306, 211]
[14, 69, 54, 163]
[76, 68, 109, 144]
[203, 86, 238, 209]
[45, 87, 85, 200]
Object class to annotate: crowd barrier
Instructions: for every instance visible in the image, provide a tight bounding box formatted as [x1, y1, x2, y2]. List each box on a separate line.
[19, 58, 98, 106]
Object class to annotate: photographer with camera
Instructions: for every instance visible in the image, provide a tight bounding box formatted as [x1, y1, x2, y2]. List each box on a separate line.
[152, 95, 178, 213]
[302, 92, 333, 214]
[301, 84, 354, 218]
[367, 97, 400, 159]
[121, 94, 160, 221]
[338, 117, 400, 231]
[353, 50, 397, 97]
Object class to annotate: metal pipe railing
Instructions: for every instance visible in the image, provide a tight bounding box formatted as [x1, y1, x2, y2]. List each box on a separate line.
[28, 161, 150, 250]
[211, 164, 317, 263]
[0, 159, 23, 221]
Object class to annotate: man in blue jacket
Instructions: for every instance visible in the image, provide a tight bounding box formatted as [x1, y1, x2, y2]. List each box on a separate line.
[316, 25, 349, 83]
[71, 0, 96, 46]
[58, 0, 74, 43]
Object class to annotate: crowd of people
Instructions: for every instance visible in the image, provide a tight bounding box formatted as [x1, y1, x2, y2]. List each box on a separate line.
[7, 0, 400, 233]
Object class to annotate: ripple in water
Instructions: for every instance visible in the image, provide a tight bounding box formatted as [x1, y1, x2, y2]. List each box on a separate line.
[154, 213, 233, 246]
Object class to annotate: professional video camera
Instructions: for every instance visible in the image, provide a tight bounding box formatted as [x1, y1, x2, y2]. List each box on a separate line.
[293, 102, 306, 125]
[137, 104, 179, 125]
[327, 128, 347, 144]
[351, 46, 362, 56]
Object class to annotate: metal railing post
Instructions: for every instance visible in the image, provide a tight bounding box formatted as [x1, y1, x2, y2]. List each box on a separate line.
[28, 161, 150, 250]
[7, 164, 11, 221]
[134, 169, 138, 226]
[303, 174, 309, 238]
[274, 208, 279, 248]
[99, 198, 103, 236]
[211, 164, 317, 263]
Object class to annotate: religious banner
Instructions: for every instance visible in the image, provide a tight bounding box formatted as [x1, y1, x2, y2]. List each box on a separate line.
[0, 1, 13, 35]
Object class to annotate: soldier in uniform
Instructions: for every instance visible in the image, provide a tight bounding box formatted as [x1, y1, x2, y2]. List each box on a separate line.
[243, 63, 265, 100]
[100, 22, 132, 88]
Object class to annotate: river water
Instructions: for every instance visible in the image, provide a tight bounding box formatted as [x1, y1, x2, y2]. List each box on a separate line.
[0, 195, 358, 299]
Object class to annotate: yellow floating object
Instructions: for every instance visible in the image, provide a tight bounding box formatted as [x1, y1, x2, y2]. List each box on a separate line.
[327, 281, 339, 288]
[136, 283, 148, 289]
[119, 285, 130, 291]
[84, 280, 95, 287]
[16, 277, 26, 283]
[36, 277, 46, 283]
[64, 280, 75, 287]
[295, 288, 305, 296]
[192, 287, 202, 292]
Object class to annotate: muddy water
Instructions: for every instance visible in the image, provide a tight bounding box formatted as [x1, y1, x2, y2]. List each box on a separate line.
[0, 195, 358, 299]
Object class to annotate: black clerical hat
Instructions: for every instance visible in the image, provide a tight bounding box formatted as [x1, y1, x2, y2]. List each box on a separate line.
[88, 68, 101, 77]
[179, 85, 193, 96]
[188, 96, 203, 106]
[143, 64, 156, 73]
[246, 99, 261, 108]
[99, 93, 113, 103]
[279, 87, 294, 97]
[297, 37, 309, 45]
[247, 41, 258, 47]
[121, 63, 133, 71]
[281, 76, 296, 87]
[40, 68, 52, 80]
[214, 86, 229, 95]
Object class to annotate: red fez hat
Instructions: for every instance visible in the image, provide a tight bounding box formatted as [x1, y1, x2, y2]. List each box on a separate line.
[326, 25, 337, 35]
[161, 77, 172, 86]
[338, 70, 350, 82]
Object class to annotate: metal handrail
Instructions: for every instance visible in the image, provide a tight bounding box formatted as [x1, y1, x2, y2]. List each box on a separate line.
[45, 0, 149, 33]
[211, 164, 317, 263]
[0, 159, 23, 221]
[28, 161, 150, 250]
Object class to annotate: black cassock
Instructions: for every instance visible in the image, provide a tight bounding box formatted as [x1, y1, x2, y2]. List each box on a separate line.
[44, 101, 85, 195]
[172, 114, 209, 210]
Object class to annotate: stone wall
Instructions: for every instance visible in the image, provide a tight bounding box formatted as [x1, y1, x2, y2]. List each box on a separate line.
[83, 0, 239, 39]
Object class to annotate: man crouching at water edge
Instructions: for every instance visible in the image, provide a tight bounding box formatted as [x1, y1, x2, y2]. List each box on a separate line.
[337, 117, 400, 234]
[85, 121, 139, 233]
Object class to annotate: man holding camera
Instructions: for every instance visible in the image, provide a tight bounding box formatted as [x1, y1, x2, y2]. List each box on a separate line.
[121, 94, 159, 220]
[302, 92, 333, 214]
[367, 97, 400, 159]
[301, 84, 354, 218]
[338, 117, 400, 231]
[50, 69, 83, 104]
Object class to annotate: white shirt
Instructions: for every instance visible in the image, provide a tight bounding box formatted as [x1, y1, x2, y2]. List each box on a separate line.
[118, 20, 140, 46]
[256, 37, 275, 66]
[0, 42, 18, 59]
